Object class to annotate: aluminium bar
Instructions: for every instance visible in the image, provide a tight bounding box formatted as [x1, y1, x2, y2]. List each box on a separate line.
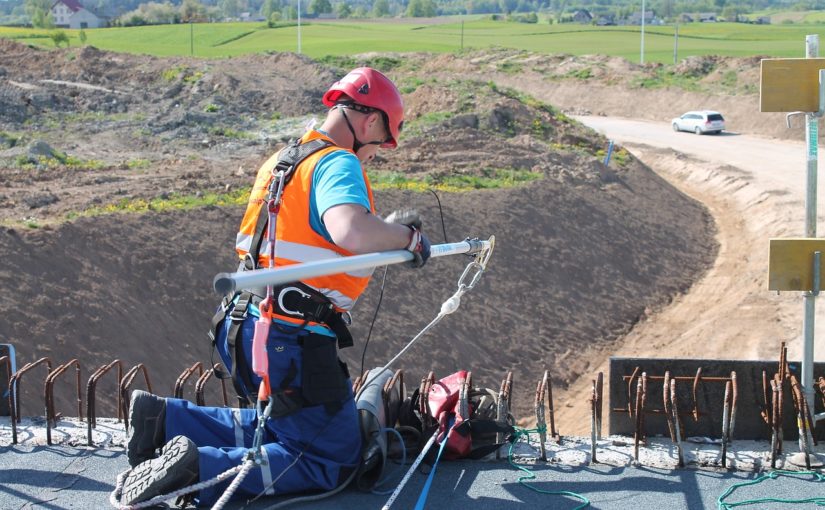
[213, 238, 492, 295]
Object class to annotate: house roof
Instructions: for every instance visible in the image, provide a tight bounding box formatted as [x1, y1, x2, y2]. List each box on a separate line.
[52, 0, 84, 13]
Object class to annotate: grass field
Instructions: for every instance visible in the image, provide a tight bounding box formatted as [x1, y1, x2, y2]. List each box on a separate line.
[2, 18, 825, 63]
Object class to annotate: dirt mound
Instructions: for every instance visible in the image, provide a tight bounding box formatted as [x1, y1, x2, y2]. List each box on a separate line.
[0, 43, 715, 421]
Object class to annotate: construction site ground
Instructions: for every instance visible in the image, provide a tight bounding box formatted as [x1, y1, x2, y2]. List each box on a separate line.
[1, 39, 825, 507]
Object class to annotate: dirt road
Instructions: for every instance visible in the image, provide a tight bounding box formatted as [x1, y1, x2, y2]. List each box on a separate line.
[552, 116, 825, 434]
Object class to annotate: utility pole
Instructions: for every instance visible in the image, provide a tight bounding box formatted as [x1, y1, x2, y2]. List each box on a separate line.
[640, 0, 645, 64]
[297, 0, 302, 54]
[673, 23, 678, 64]
[190, 21, 194, 56]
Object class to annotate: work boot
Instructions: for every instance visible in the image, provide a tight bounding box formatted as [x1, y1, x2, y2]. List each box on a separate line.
[126, 389, 167, 467]
[121, 435, 199, 505]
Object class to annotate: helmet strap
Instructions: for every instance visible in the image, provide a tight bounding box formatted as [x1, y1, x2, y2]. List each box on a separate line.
[338, 105, 385, 153]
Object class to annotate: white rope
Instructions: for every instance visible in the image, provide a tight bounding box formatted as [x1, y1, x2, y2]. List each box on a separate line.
[211, 458, 256, 510]
[109, 461, 247, 509]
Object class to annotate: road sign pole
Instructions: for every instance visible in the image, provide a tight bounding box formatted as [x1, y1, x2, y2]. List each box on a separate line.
[802, 34, 819, 423]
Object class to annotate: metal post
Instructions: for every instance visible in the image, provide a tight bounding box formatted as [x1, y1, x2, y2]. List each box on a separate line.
[190, 21, 193, 56]
[673, 24, 678, 65]
[640, 0, 645, 64]
[802, 34, 819, 421]
[297, 0, 302, 54]
[461, 20, 464, 51]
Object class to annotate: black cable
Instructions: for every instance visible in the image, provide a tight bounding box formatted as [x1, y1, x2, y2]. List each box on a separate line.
[359, 265, 389, 382]
[427, 189, 449, 243]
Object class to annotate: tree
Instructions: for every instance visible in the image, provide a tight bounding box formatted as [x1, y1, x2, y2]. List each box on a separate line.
[308, 0, 331, 15]
[372, 0, 389, 16]
[260, 0, 282, 20]
[406, 0, 436, 17]
[180, 0, 207, 21]
[336, 1, 351, 17]
[79, 28, 87, 44]
[219, 0, 241, 18]
[25, 0, 54, 28]
[49, 30, 69, 47]
[499, 0, 517, 13]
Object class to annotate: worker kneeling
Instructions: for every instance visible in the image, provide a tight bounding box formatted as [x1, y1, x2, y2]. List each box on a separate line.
[119, 66, 430, 506]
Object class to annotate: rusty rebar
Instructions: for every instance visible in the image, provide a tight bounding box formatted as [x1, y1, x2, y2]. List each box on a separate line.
[590, 378, 598, 464]
[627, 366, 640, 418]
[692, 367, 702, 422]
[770, 378, 780, 469]
[779, 341, 788, 380]
[174, 362, 203, 399]
[496, 371, 514, 459]
[670, 379, 684, 467]
[535, 373, 547, 462]
[458, 372, 471, 420]
[595, 371, 603, 440]
[663, 371, 675, 442]
[776, 373, 784, 456]
[543, 371, 558, 442]
[419, 371, 434, 427]
[86, 360, 123, 446]
[721, 380, 731, 468]
[634, 374, 644, 461]
[120, 364, 152, 431]
[45, 359, 82, 446]
[760, 370, 771, 426]
[9, 357, 52, 445]
[790, 374, 813, 467]
[729, 371, 738, 441]
[195, 364, 229, 407]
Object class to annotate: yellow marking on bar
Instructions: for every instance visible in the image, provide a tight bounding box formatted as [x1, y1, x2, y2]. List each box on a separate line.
[768, 238, 825, 291]
[760, 58, 825, 112]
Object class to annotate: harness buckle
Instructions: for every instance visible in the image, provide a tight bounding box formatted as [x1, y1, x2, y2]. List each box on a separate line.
[277, 286, 313, 318]
[341, 311, 352, 326]
[230, 293, 252, 321]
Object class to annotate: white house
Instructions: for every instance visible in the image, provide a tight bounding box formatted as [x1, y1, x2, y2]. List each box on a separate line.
[51, 0, 105, 29]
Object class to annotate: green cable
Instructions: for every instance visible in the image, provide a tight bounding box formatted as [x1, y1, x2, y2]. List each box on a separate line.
[508, 426, 591, 510]
[717, 470, 825, 509]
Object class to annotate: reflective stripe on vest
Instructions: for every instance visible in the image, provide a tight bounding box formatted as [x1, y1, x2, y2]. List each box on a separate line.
[235, 131, 376, 311]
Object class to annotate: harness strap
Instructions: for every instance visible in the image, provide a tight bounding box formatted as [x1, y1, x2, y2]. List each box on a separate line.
[245, 137, 334, 271]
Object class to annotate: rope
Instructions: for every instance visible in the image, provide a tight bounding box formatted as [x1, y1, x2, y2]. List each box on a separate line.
[211, 458, 256, 510]
[508, 426, 590, 510]
[109, 462, 246, 509]
[717, 470, 825, 509]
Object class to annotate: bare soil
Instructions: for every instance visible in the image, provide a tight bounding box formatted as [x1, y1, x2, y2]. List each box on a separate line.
[1, 41, 767, 426]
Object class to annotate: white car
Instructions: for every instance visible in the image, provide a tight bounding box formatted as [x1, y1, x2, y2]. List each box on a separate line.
[671, 110, 725, 135]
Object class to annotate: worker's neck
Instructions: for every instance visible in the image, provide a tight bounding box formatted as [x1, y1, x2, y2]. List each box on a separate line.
[318, 119, 353, 150]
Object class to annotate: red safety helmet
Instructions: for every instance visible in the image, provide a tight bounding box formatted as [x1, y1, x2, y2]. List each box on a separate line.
[323, 67, 404, 148]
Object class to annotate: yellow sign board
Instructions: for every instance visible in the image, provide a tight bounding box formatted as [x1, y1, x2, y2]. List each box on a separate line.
[768, 238, 825, 291]
[760, 58, 825, 112]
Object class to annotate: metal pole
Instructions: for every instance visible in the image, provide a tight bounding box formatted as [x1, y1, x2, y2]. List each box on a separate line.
[640, 0, 645, 64]
[673, 24, 678, 65]
[214, 238, 493, 295]
[297, 0, 302, 54]
[461, 20, 464, 51]
[803, 34, 819, 419]
[190, 21, 193, 56]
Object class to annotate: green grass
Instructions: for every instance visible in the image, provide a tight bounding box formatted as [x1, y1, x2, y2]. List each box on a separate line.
[3, 20, 825, 63]
[369, 167, 543, 192]
[67, 187, 250, 219]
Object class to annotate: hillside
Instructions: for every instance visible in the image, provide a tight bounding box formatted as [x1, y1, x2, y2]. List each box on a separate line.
[0, 40, 716, 422]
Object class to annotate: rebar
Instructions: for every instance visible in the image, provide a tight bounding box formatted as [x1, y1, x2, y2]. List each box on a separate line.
[195, 364, 229, 407]
[120, 364, 152, 431]
[595, 371, 603, 440]
[721, 380, 731, 468]
[770, 378, 779, 469]
[670, 379, 684, 467]
[590, 379, 598, 464]
[45, 359, 82, 446]
[634, 374, 644, 461]
[9, 357, 52, 444]
[497, 371, 513, 460]
[729, 371, 738, 440]
[534, 373, 547, 462]
[86, 360, 123, 446]
[174, 362, 203, 399]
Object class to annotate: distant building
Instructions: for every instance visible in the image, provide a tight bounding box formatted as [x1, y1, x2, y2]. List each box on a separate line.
[239, 12, 266, 22]
[679, 13, 693, 22]
[596, 15, 615, 26]
[572, 9, 592, 24]
[51, 0, 105, 29]
[698, 12, 717, 22]
[755, 16, 771, 24]
[626, 10, 654, 25]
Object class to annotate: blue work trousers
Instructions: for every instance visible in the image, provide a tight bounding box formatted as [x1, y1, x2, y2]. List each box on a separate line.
[165, 316, 360, 506]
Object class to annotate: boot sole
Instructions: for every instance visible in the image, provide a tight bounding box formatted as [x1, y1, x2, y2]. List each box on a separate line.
[122, 436, 198, 505]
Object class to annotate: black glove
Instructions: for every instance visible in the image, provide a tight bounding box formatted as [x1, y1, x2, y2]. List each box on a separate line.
[386, 209, 431, 268]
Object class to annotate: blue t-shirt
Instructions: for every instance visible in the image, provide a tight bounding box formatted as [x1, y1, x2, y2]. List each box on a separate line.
[309, 148, 371, 241]
[273, 139, 370, 337]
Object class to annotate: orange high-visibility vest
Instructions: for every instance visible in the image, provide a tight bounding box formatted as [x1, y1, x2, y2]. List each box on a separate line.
[235, 131, 376, 313]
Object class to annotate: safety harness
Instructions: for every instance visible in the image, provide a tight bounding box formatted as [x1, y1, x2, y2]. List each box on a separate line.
[208, 137, 355, 407]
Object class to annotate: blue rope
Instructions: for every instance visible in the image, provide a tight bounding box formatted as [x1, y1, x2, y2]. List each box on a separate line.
[717, 470, 825, 509]
[413, 418, 455, 510]
[508, 426, 590, 510]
